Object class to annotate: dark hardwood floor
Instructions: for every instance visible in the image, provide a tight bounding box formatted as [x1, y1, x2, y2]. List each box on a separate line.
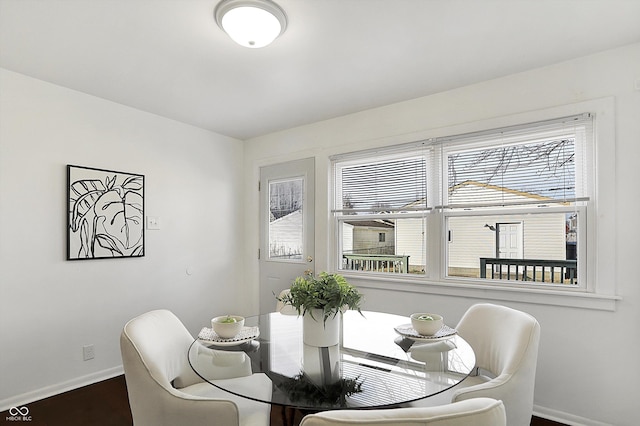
[1, 375, 566, 425]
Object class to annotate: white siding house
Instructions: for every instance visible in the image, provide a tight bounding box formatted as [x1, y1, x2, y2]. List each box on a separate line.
[447, 182, 568, 277]
[345, 221, 395, 254]
[447, 214, 566, 270]
[269, 209, 303, 258]
[342, 222, 354, 253]
[395, 218, 426, 272]
[381, 182, 570, 276]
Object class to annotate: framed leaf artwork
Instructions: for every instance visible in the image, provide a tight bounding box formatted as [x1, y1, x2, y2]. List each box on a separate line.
[67, 165, 145, 260]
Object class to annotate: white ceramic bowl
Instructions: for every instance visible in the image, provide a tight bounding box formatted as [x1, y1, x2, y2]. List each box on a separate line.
[211, 315, 245, 339]
[410, 313, 444, 336]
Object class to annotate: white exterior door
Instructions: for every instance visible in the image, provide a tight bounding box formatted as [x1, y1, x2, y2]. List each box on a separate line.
[497, 222, 523, 259]
[259, 158, 315, 314]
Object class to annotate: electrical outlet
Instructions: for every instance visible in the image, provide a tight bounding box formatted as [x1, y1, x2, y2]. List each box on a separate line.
[83, 344, 95, 361]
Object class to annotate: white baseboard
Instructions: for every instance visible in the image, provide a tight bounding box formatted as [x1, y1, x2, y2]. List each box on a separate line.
[534, 404, 613, 426]
[0, 366, 124, 413]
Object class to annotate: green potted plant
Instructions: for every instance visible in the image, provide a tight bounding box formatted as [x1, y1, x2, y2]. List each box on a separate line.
[278, 270, 363, 323]
[277, 270, 363, 346]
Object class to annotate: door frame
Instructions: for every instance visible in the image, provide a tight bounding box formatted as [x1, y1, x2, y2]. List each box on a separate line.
[258, 157, 315, 314]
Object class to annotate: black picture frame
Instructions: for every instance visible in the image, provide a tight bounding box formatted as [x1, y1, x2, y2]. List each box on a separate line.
[67, 165, 145, 260]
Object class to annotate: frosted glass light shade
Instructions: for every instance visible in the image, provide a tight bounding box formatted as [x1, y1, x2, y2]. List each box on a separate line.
[215, 0, 287, 48]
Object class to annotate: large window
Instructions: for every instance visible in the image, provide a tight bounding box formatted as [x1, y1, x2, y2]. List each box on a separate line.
[335, 155, 429, 275]
[332, 114, 592, 290]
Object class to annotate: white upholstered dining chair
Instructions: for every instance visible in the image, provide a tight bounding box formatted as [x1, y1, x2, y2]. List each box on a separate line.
[120, 309, 272, 426]
[411, 303, 540, 426]
[299, 397, 506, 426]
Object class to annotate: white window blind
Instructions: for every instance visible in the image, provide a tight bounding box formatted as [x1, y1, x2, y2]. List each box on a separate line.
[333, 114, 591, 213]
[334, 155, 428, 214]
[444, 114, 591, 209]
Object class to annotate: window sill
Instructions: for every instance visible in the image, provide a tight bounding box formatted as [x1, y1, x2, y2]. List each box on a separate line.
[343, 273, 620, 311]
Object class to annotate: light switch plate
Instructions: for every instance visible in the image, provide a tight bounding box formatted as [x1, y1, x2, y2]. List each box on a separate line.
[146, 216, 160, 230]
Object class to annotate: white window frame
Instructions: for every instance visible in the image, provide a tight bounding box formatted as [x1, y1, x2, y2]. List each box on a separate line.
[330, 99, 619, 311]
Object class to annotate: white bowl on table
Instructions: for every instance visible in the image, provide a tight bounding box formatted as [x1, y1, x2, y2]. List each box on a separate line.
[410, 313, 444, 336]
[211, 315, 245, 339]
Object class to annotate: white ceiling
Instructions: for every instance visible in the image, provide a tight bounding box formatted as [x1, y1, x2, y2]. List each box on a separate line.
[1, 0, 639, 140]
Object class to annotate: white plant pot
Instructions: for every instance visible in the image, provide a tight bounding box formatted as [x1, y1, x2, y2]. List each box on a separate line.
[303, 309, 341, 347]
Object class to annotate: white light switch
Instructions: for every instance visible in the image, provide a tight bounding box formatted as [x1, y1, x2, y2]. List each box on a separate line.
[146, 216, 161, 230]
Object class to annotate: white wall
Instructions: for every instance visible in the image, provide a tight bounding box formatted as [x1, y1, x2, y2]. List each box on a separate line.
[244, 43, 640, 425]
[0, 69, 250, 408]
[2, 41, 638, 424]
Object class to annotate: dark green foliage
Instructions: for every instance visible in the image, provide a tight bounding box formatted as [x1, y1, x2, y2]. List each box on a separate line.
[278, 372, 363, 406]
[276, 271, 363, 324]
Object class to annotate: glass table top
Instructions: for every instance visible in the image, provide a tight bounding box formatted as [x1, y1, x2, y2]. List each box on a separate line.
[188, 310, 475, 411]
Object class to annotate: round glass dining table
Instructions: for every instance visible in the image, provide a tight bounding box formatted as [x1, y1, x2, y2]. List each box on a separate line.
[188, 310, 475, 411]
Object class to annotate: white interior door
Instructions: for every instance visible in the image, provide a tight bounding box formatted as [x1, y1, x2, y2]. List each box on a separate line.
[259, 158, 315, 314]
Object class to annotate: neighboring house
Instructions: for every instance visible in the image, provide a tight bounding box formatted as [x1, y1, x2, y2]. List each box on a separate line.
[349, 181, 570, 277]
[445, 181, 568, 278]
[395, 218, 425, 272]
[269, 209, 303, 259]
[446, 213, 566, 278]
[343, 220, 395, 255]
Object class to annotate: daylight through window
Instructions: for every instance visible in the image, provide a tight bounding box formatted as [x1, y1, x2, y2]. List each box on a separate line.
[332, 114, 592, 289]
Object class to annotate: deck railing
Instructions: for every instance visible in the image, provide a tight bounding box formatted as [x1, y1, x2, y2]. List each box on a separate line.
[343, 254, 410, 273]
[480, 257, 577, 284]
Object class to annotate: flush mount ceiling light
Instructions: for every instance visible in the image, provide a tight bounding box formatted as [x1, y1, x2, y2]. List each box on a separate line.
[214, 0, 287, 48]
